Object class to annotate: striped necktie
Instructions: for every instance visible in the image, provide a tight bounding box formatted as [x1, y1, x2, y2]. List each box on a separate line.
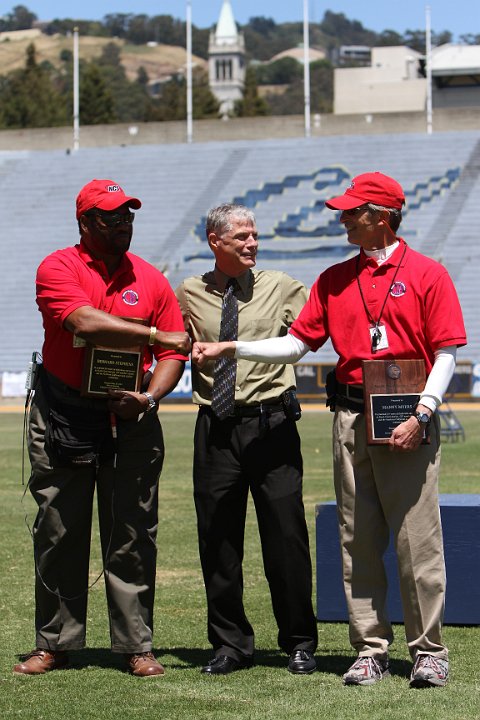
[211, 278, 238, 419]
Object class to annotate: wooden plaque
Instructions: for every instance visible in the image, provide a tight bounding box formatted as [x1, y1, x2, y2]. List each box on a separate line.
[80, 316, 148, 398]
[362, 359, 426, 445]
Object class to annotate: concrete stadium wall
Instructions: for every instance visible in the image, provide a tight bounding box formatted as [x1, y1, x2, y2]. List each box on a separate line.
[0, 108, 478, 152]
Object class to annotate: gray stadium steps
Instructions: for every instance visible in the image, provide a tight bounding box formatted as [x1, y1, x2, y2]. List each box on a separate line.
[0, 130, 477, 373]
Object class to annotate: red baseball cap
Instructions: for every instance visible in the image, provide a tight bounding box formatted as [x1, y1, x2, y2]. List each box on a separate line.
[76, 179, 142, 219]
[325, 172, 405, 210]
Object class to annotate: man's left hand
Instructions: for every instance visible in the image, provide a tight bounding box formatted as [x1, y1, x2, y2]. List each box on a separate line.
[107, 389, 146, 420]
[388, 415, 426, 452]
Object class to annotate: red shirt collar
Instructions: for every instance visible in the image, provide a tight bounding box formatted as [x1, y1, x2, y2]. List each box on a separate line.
[358, 237, 407, 271]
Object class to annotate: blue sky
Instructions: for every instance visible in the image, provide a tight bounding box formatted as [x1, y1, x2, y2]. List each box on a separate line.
[14, 1, 479, 41]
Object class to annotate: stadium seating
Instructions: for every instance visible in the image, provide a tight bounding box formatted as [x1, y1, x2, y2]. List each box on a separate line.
[0, 130, 478, 376]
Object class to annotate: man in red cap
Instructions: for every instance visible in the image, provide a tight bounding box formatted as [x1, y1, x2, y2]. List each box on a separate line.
[14, 179, 190, 677]
[192, 171, 467, 688]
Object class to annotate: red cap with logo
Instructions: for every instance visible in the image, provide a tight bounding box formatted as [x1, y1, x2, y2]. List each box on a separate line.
[325, 172, 405, 211]
[76, 179, 142, 219]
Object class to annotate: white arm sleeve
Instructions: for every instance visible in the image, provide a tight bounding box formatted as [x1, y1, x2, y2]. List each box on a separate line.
[234, 333, 311, 363]
[419, 346, 457, 412]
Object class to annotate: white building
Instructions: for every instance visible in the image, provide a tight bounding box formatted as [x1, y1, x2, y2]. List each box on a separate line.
[431, 44, 480, 108]
[208, 0, 245, 117]
[334, 44, 480, 115]
[334, 46, 426, 115]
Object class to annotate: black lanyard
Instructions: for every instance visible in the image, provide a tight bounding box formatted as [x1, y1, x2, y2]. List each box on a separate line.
[356, 243, 407, 353]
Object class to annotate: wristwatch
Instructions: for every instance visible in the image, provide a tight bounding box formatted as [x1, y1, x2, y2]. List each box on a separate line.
[141, 391, 157, 413]
[413, 411, 431, 425]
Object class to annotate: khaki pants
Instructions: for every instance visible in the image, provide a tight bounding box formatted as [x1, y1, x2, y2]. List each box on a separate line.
[333, 407, 447, 661]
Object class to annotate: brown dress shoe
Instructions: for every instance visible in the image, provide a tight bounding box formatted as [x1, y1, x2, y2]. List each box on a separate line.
[125, 652, 165, 677]
[13, 649, 68, 675]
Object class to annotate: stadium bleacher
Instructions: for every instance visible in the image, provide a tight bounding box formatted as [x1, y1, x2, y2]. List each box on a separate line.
[0, 129, 478, 379]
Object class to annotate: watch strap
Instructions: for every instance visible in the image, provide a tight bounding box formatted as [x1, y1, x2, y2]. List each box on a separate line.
[141, 391, 156, 413]
[414, 411, 431, 425]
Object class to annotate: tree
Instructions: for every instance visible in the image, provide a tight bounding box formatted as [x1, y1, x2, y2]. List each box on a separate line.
[320, 11, 377, 46]
[103, 13, 132, 38]
[0, 43, 67, 129]
[234, 66, 268, 117]
[403, 30, 426, 53]
[79, 63, 115, 125]
[191, 68, 220, 119]
[150, 68, 219, 121]
[94, 42, 154, 122]
[402, 29, 452, 53]
[145, 15, 185, 46]
[249, 17, 276, 35]
[243, 20, 302, 62]
[376, 30, 404, 47]
[97, 41, 123, 68]
[192, 26, 210, 60]
[126, 14, 149, 44]
[0, 4, 37, 32]
[255, 56, 303, 85]
[59, 48, 73, 63]
[44, 19, 106, 37]
[460, 33, 480, 45]
[263, 59, 333, 116]
[433, 31, 453, 46]
[137, 66, 149, 87]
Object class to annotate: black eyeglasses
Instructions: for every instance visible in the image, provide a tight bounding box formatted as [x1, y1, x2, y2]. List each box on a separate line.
[88, 210, 135, 227]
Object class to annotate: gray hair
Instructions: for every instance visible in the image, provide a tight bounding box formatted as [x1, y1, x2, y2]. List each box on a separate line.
[366, 202, 402, 233]
[206, 203, 256, 239]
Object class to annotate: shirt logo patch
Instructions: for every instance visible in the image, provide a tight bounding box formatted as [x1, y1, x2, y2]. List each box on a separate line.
[390, 281, 406, 297]
[122, 289, 139, 305]
[107, 185, 121, 192]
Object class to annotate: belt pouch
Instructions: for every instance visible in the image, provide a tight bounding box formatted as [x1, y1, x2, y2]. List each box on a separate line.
[46, 402, 111, 467]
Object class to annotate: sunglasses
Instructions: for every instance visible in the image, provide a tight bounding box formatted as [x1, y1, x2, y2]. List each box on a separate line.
[88, 210, 135, 227]
[342, 205, 370, 217]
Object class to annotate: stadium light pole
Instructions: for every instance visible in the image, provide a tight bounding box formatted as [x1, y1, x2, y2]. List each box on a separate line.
[303, 0, 311, 137]
[186, 0, 193, 143]
[425, 5, 433, 135]
[73, 27, 80, 151]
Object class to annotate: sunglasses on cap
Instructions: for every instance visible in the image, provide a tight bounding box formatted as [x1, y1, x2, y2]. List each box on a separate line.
[86, 209, 135, 227]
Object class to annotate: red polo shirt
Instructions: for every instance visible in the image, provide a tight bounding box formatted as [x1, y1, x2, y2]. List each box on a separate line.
[290, 239, 467, 385]
[36, 241, 186, 389]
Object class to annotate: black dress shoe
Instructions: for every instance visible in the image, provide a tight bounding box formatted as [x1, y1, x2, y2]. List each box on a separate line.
[288, 649, 316, 674]
[201, 655, 253, 675]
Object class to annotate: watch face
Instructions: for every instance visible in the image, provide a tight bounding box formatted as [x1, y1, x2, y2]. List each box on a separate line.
[416, 412, 430, 424]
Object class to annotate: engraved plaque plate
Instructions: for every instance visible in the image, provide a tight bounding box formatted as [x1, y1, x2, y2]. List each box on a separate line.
[81, 347, 142, 397]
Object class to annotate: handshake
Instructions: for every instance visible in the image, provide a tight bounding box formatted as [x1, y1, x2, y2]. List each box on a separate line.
[191, 341, 236, 368]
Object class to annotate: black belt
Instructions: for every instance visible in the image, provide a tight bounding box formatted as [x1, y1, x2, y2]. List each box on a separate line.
[201, 401, 284, 419]
[43, 368, 110, 413]
[335, 383, 364, 413]
[336, 382, 364, 400]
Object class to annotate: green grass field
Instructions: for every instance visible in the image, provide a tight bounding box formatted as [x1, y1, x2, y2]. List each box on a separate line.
[1, 410, 479, 720]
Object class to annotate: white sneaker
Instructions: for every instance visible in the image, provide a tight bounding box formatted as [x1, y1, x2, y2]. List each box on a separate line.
[410, 654, 448, 688]
[343, 655, 390, 686]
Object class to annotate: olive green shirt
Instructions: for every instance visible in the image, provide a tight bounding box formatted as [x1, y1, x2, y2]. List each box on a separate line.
[176, 268, 308, 406]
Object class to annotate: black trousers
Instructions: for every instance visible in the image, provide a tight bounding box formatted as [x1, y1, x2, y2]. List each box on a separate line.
[193, 407, 318, 661]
